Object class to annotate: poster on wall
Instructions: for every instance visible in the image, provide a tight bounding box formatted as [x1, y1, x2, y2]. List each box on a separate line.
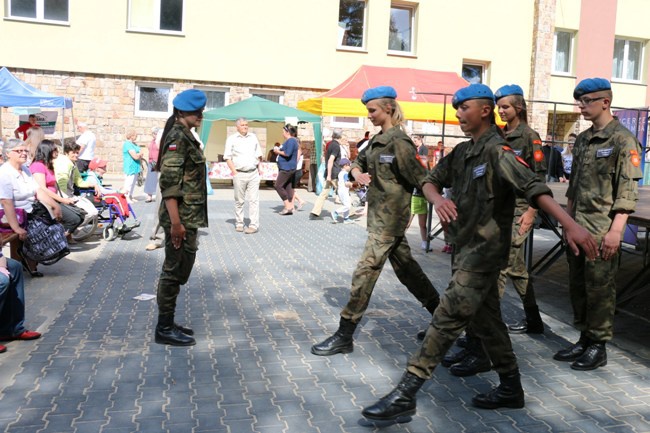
[613, 108, 648, 185]
[18, 111, 58, 135]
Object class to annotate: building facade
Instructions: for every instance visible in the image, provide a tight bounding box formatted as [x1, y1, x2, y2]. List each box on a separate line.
[1, 0, 649, 168]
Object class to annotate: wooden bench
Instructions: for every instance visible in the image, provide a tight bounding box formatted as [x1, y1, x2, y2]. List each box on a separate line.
[0, 232, 20, 260]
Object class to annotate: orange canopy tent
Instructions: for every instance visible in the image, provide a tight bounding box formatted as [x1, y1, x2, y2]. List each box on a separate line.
[297, 65, 470, 124]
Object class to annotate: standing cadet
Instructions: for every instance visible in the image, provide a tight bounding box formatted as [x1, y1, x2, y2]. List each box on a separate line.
[154, 89, 208, 347]
[361, 84, 598, 421]
[310, 86, 440, 357]
[553, 78, 642, 370]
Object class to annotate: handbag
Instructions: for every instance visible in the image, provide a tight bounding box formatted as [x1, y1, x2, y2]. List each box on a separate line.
[0, 208, 27, 233]
[22, 214, 70, 265]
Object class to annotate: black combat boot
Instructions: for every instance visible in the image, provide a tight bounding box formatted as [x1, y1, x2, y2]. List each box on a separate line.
[553, 333, 588, 361]
[175, 323, 194, 336]
[472, 368, 525, 409]
[311, 317, 357, 356]
[571, 342, 607, 371]
[362, 372, 425, 420]
[508, 305, 544, 334]
[449, 335, 491, 377]
[441, 348, 470, 368]
[155, 315, 196, 346]
[416, 298, 440, 340]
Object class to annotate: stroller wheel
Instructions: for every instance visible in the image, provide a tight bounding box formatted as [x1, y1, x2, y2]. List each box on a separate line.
[102, 225, 117, 241]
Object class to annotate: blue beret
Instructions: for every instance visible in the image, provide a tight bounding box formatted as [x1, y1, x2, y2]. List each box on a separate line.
[494, 84, 524, 101]
[452, 83, 494, 109]
[361, 86, 397, 104]
[573, 78, 611, 99]
[173, 89, 207, 111]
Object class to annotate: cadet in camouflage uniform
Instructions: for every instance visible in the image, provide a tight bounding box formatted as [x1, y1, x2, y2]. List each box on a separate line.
[154, 89, 209, 347]
[553, 78, 642, 370]
[443, 84, 549, 378]
[362, 84, 598, 421]
[311, 86, 440, 357]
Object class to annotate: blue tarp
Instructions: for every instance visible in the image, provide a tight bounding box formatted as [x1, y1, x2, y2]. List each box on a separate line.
[0, 67, 72, 109]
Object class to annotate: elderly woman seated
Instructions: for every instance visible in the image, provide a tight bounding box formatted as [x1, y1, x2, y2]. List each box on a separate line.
[0, 139, 62, 277]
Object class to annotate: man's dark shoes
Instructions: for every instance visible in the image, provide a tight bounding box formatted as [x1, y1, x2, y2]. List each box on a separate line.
[553, 334, 588, 361]
[311, 317, 356, 356]
[508, 306, 544, 334]
[472, 369, 525, 409]
[175, 323, 194, 336]
[449, 353, 491, 377]
[571, 342, 607, 371]
[441, 348, 469, 368]
[362, 372, 425, 421]
[155, 315, 195, 346]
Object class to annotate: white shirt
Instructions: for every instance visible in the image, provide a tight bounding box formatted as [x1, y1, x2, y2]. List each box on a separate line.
[77, 130, 97, 161]
[0, 163, 39, 213]
[223, 132, 262, 171]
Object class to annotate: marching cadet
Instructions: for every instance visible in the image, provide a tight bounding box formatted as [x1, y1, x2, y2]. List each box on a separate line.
[553, 78, 642, 370]
[361, 83, 598, 421]
[154, 89, 208, 347]
[310, 86, 440, 357]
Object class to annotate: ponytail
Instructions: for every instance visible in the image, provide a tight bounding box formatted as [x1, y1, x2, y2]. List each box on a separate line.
[156, 110, 178, 169]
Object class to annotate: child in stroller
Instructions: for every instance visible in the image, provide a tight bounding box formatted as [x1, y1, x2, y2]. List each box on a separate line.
[78, 158, 141, 241]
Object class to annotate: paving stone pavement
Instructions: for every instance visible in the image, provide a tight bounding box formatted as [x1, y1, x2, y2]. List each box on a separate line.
[0, 184, 649, 433]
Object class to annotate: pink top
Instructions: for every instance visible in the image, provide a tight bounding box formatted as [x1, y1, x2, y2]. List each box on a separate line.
[148, 138, 160, 163]
[29, 161, 57, 193]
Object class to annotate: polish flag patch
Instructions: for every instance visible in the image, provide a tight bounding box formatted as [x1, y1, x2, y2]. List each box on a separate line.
[168, 144, 177, 151]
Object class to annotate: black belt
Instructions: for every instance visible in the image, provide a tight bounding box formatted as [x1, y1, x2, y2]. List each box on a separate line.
[236, 168, 257, 173]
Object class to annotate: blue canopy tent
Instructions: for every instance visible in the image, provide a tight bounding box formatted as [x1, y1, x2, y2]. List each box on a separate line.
[0, 67, 73, 141]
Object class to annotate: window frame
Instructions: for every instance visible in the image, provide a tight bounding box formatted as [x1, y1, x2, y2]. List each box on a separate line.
[127, 0, 185, 35]
[194, 86, 230, 111]
[330, 116, 364, 129]
[250, 90, 285, 105]
[461, 61, 488, 85]
[5, 0, 70, 25]
[387, 2, 417, 56]
[612, 37, 645, 83]
[337, 0, 368, 52]
[135, 82, 173, 118]
[552, 29, 575, 76]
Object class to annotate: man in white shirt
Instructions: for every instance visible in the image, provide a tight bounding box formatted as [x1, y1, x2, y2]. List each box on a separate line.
[76, 121, 97, 172]
[224, 117, 262, 234]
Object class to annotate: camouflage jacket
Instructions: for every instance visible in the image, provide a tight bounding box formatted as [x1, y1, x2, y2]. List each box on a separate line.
[352, 125, 429, 236]
[503, 123, 547, 217]
[567, 119, 642, 240]
[425, 126, 551, 272]
[158, 122, 208, 229]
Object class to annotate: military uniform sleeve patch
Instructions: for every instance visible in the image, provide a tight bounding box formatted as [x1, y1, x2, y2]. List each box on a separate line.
[168, 144, 177, 151]
[533, 139, 542, 145]
[534, 149, 544, 162]
[630, 149, 641, 167]
[415, 154, 427, 168]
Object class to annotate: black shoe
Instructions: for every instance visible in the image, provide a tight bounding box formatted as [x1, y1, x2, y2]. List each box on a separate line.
[361, 372, 425, 421]
[311, 332, 353, 356]
[175, 323, 194, 336]
[456, 333, 468, 348]
[155, 325, 196, 346]
[441, 348, 469, 368]
[507, 318, 529, 334]
[416, 330, 426, 340]
[553, 335, 588, 362]
[449, 353, 491, 377]
[19, 256, 44, 278]
[472, 370, 525, 409]
[570, 343, 607, 371]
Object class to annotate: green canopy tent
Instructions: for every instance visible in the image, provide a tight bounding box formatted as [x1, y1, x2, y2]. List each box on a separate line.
[199, 96, 322, 166]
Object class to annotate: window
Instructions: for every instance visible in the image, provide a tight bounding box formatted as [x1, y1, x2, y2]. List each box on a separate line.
[388, 4, 416, 53]
[195, 87, 229, 111]
[128, 0, 183, 33]
[7, 0, 68, 22]
[613, 38, 644, 82]
[338, 0, 367, 49]
[462, 62, 487, 84]
[251, 91, 284, 104]
[331, 116, 363, 129]
[553, 30, 574, 74]
[135, 83, 172, 117]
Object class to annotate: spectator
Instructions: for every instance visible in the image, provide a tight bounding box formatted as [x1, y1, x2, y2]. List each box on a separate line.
[542, 134, 563, 182]
[143, 126, 162, 202]
[0, 138, 62, 278]
[273, 124, 299, 215]
[409, 135, 429, 250]
[30, 140, 85, 240]
[292, 144, 306, 211]
[23, 126, 44, 164]
[14, 114, 40, 140]
[121, 129, 142, 203]
[310, 128, 343, 219]
[331, 158, 353, 223]
[224, 118, 263, 234]
[356, 131, 370, 153]
[76, 122, 97, 172]
[0, 252, 41, 353]
[560, 133, 576, 182]
[54, 142, 99, 197]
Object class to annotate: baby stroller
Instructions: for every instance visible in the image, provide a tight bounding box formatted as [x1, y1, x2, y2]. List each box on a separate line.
[77, 189, 141, 241]
[351, 184, 368, 208]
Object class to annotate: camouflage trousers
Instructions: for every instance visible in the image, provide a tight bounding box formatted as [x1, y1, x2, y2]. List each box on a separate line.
[157, 227, 198, 317]
[340, 233, 440, 323]
[408, 269, 518, 379]
[566, 249, 619, 342]
[497, 222, 538, 309]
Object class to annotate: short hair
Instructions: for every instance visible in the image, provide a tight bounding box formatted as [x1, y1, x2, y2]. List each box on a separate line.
[28, 114, 36, 119]
[2, 138, 24, 160]
[77, 121, 87, 127]
[235, 117, 248, 126]
[332, 129, 343, 139]
[64, 142, 81, 154]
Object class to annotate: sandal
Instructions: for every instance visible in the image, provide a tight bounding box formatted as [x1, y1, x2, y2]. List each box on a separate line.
[279, 208, 293, 216]
[20, 256, 43, 278]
